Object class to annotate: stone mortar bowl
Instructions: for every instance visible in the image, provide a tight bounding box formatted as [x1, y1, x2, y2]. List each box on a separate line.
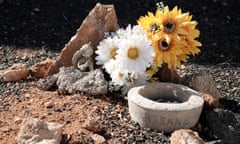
[127, 82, 204, 132]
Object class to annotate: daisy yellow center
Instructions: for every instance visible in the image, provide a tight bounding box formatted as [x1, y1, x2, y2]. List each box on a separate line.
[110, 47, 118, 59]
[159, 39, 169, 50]
[119, 72, 124, 78]
[163, 21, 175, 33]
[127, 47, 139, 59]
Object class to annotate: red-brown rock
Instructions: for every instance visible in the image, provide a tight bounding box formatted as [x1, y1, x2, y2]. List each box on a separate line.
[200, 92, 221, 109]
[0, 63, 29, 82]
[30, 58, 55, 78]
[81, 116, 103, 133]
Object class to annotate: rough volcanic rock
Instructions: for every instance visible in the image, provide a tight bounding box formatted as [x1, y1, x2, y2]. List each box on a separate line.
[205, 108, 240, 144]
[36, 75, 58, 91]
[56, 67, 108, 95]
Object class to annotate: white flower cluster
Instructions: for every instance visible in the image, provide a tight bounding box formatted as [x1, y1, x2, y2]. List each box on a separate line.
[95, 25, 155, 91]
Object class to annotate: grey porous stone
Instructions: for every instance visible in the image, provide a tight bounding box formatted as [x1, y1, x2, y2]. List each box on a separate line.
[56, 67, 108, 95]
[17, 118, 63, 144]
[36, 75, 58, 91]
[205, 108, 240, 144]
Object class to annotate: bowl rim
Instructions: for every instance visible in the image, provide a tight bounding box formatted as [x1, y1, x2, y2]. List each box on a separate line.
[128, 82, 204, 111]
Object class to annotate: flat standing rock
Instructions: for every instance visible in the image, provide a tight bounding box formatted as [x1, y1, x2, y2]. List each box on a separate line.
[46, 3, 119, 76]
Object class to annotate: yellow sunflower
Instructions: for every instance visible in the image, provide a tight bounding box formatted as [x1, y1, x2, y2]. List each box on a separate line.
[181, 36, 202, 55]
[137, 5, 201, 78]
[175, 36, 201, 64]
[146, 64, 159, 80]
[155, 6, 190, 37]
[151, 34, 185, 69]
[177, 54, 189, 63]
[181, 21, 200, 39]
[137, 11, 159, 38]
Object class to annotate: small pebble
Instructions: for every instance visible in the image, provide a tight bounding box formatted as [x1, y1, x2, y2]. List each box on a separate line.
[44, 100, 54, 108]
[14, 117, 22, 124]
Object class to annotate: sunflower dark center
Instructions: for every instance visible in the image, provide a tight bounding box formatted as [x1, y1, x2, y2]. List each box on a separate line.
[159, 40, 169, 50]
[164, 21, 175, 33]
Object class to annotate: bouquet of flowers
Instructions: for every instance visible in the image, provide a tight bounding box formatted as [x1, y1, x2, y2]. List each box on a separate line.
[95, 4, 201, 94]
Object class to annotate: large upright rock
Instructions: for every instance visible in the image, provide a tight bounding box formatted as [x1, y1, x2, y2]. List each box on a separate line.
[46, 3, 119, 76]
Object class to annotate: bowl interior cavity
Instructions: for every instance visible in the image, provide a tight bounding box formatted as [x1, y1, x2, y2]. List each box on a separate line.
[138, 84, 191, 103]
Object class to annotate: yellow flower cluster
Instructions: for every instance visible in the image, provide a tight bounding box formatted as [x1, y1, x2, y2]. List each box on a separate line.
[137, 6, 202, 76]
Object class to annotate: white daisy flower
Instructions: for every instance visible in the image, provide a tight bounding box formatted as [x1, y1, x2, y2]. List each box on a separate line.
[132, 25, 147, 35]
[110, 70, 126, 86]
[95, 36, 120, 66]
[115, 27, 127, 38]
[111, 70, 148, 86]
[110, 70, 149, 94]
[116, 24, 147, 39]
[115, 33, 154, 73]
[104, 59, 118, 74]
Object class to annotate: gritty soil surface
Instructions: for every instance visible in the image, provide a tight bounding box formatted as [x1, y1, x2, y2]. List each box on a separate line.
[0, 46, 239, 144]
[0, 0, 240, 144]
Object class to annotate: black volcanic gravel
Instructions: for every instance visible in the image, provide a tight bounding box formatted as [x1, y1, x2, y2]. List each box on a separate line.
[0, 46, 59, 100]
[0, 0, 240, 143]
